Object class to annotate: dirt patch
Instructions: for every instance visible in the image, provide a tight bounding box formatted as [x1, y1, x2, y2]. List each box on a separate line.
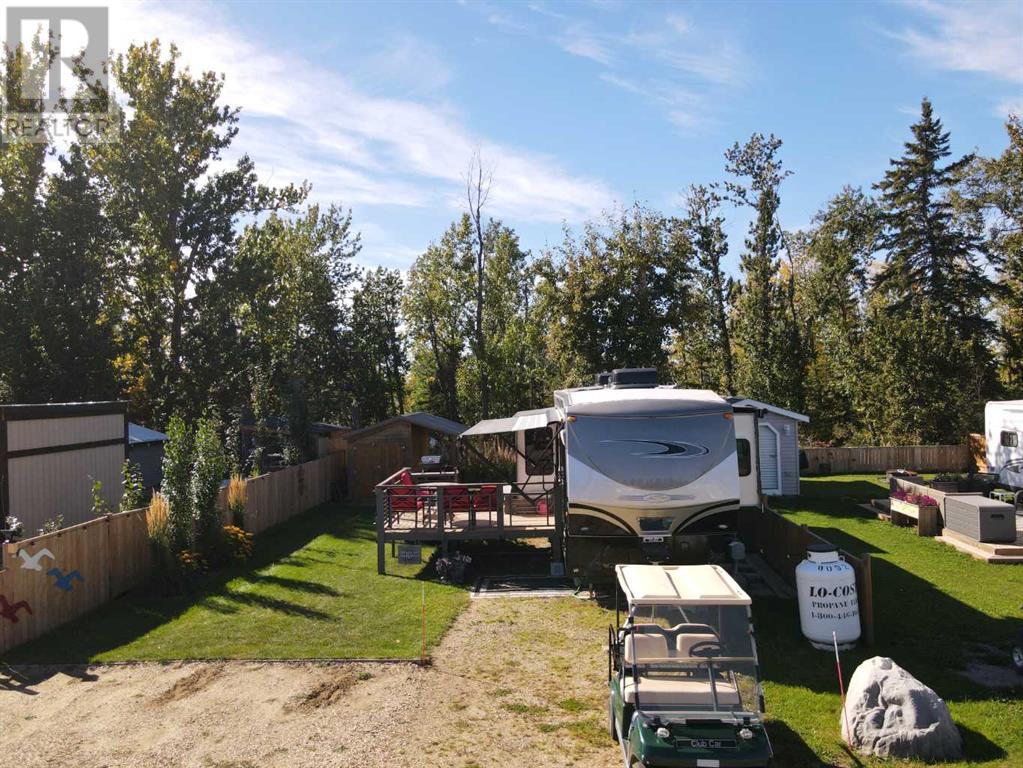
[153, 663, 224, 703]
[287, 666, 364, 711]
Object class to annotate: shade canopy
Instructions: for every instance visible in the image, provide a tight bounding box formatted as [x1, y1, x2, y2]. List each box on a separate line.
[461, 407, 559, 438]
[616, 564, 751, 607]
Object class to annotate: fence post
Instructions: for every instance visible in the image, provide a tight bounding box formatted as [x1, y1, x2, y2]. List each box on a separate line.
[436, 487, 447, 555]
[496, 485, 505, 535]
[375, 487, 386, 575]
[860, 553, 875, 646]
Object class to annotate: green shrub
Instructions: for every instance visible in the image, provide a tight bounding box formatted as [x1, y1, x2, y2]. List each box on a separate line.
[121, 459, 147, 511]
[90, 478, 112, 517]
[162, 414, 195, 554]
[192, 414, 227, 563]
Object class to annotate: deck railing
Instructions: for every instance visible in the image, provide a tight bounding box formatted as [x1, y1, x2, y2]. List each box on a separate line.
[376, 468, 554, 531]
[375, 468, 560, 573]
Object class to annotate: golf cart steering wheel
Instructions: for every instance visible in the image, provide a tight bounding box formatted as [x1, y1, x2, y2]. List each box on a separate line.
[688, 640, 724, 658]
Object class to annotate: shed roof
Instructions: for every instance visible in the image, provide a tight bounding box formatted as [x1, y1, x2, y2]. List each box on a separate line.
[726, 397, 809, 424]
[345, 412, 468, 441]
[615, 564, 751, 607]
[128, 422, 169, 445]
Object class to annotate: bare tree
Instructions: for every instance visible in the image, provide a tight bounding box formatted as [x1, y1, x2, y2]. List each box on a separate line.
[466, 149, 494, 418]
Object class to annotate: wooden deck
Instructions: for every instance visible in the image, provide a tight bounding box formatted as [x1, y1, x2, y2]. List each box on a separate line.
[375, 468, 563, 574]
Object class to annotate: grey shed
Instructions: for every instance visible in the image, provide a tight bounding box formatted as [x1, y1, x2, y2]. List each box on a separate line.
[128, 422, 169, 493]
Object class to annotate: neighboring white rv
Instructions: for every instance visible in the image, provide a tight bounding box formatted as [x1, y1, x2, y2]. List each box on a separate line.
[462, 368, 765, 581]
[985, 400, 1023, 491]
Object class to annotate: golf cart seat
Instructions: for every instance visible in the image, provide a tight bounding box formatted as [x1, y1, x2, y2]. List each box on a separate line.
[623, 628, 670, 663]
[622, 677, 741, 706]
[670, 624, 722, 657]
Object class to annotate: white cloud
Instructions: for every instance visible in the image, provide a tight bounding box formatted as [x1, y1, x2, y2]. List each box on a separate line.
[598, 72, 709, 132]
[360, 35, 453, 95]
[997, 99, 1022, 117]
[665, 13, 690, 36]
[893, 0, 1023, 84]
[555, 31, 613, 64]
[9, 0, 613, 225]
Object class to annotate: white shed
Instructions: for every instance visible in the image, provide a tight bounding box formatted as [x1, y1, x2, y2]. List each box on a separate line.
[1, 401, 127, 534]
[728, 397, 809, 497]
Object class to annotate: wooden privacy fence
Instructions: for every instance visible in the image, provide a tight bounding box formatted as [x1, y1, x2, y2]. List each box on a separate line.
[802, 445, 970, 475]
[740, 507, 875, 645]
[1, 454, 342, 654]
[217, 454, 340, 534]
[0, 508, 150, 654]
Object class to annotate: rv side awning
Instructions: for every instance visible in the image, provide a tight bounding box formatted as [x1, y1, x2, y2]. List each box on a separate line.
[461, 407, 559, 437]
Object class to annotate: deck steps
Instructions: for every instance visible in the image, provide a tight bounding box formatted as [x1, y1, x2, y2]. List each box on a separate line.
[936, 528, 1023, 564]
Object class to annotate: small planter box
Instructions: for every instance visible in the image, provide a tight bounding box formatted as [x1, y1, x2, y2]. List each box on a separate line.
[889, 498, 942, 537]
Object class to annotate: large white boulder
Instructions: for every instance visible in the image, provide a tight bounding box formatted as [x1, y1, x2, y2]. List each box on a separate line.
[841, 656, 962, 761]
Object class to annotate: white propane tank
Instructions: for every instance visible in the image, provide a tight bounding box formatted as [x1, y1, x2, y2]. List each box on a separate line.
[796, 542, 860, 650]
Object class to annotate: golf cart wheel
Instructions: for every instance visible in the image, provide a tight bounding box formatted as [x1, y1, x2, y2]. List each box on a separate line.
[1012, 635, 1023, 675]
[608, 693, 618, 742]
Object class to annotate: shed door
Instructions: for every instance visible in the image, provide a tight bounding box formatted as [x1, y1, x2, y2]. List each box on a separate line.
[758, 423, 781, 496]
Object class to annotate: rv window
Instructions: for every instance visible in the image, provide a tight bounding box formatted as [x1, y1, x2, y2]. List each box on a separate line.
[737, 439, 752, 477]
[1001, 430, 1019, 448]
[524, 427, 554, 476]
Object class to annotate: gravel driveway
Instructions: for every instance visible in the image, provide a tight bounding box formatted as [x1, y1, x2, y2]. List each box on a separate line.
[0, 598, 620, 768]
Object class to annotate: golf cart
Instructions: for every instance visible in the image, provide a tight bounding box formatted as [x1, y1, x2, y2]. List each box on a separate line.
[608, 564, 773, 767]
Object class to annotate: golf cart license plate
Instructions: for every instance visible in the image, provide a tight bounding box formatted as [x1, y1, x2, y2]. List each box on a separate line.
[679, 738, 735, 749]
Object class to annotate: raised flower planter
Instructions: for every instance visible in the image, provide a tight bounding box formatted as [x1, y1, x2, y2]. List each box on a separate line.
[889, 490, 942, 537]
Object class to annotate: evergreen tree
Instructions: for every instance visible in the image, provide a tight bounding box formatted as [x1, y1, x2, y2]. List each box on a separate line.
[955, 115, 1023, 395]
[868, 99, 996, 441]
[874, 98, 993, 329]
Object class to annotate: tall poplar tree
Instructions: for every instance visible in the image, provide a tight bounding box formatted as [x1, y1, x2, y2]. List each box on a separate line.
[725, 134, 804, 410]
[673, 185, 734, 393]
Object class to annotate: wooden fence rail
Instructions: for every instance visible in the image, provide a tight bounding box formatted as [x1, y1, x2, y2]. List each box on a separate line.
[1, 453, 342, 655]
[739, 507, 874, 645]
[802, 445, 970, 475]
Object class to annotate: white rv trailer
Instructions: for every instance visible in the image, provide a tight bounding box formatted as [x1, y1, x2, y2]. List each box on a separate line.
[461, 368, 764, 581]
[985, 400, 1023, 492]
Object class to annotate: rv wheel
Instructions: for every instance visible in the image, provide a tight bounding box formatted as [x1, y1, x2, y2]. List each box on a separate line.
[1012, 632, 1023, 675]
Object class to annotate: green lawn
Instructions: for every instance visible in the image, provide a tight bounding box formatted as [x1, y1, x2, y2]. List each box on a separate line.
[761, 474, 1023, 767]
[3, 503, 468, 661]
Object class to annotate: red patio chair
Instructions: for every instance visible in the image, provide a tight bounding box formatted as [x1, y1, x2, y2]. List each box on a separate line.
[472, 485, 498, 513]
[443, 486, 472, 521]
[388, 470, 424, 520]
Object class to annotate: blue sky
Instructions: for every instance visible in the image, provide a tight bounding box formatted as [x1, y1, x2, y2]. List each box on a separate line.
[60, 1, 1023, 273]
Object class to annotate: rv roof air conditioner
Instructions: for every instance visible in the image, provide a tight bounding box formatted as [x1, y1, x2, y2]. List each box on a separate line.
[609, 368, 657, 389]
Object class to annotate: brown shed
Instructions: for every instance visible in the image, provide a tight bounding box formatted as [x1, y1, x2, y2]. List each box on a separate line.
[344, 412, 467, 498]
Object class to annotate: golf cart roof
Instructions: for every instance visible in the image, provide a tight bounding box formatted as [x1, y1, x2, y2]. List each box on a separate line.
[615, 564, 751, 607]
